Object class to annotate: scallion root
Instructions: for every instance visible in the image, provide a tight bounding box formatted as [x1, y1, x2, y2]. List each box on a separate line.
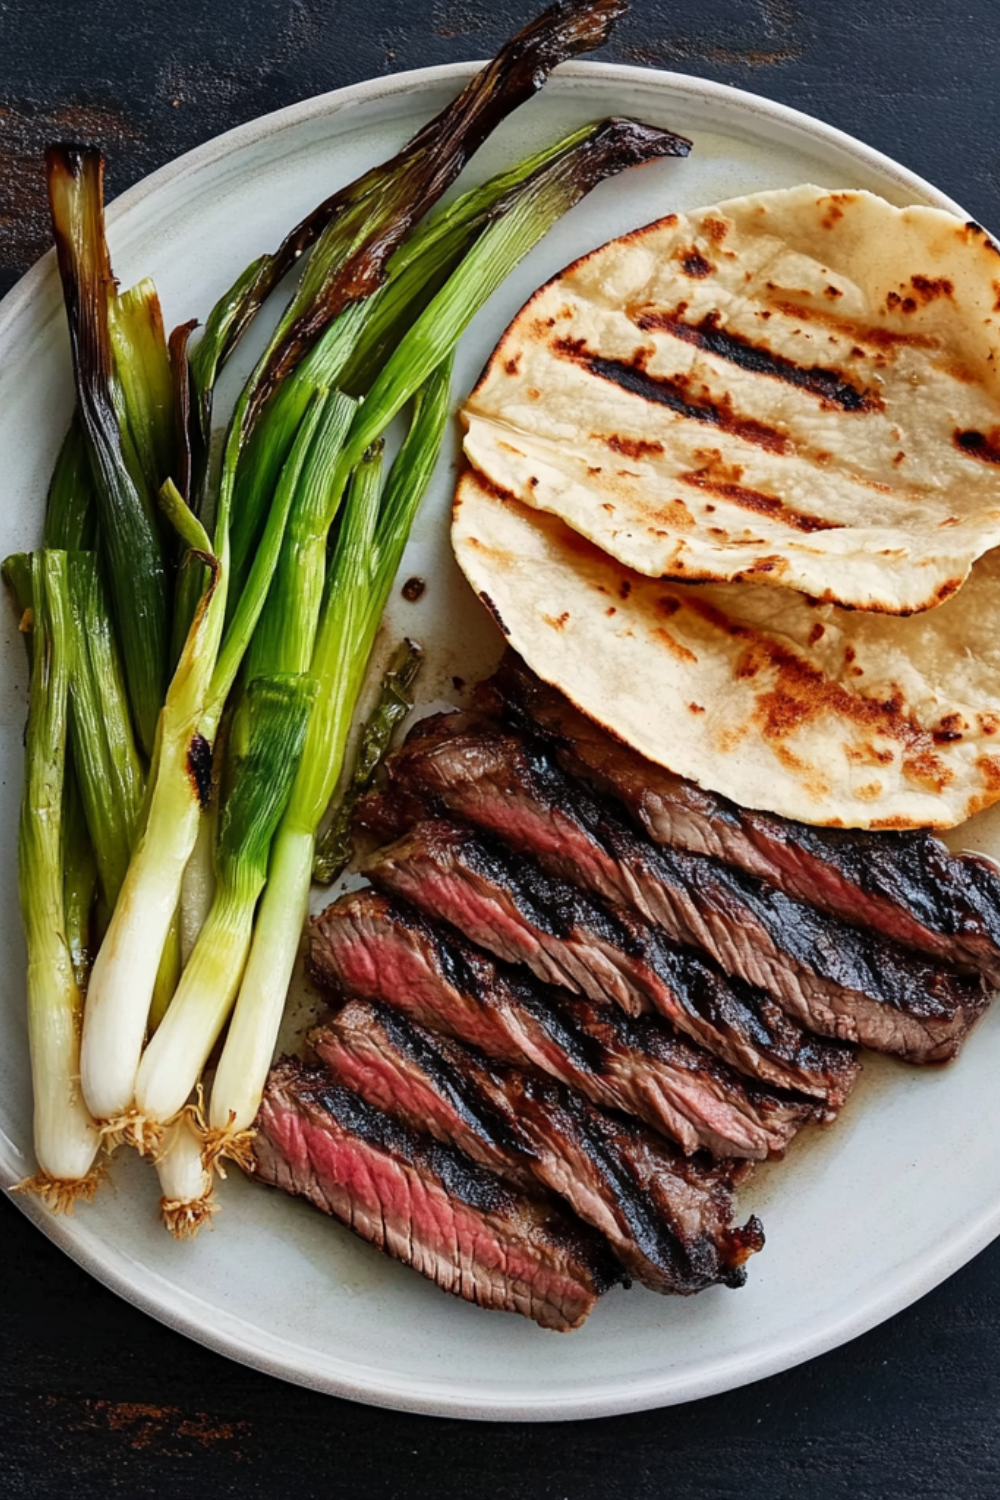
[159, 1189, 219, 1240]
[153, 1107, 218, 1239]
[98, 1110, 163, 1157]
[201, 1119, 257, 1178]
[12, 1164, 104, 1214]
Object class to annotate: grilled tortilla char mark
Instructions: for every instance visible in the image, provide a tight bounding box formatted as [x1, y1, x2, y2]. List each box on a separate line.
[313, 1000, 764, 1294]
[309, 892, 839, 1156]
[480, 652, 1000, 980]
[631, 307, 878, 412]
[578, 351, 794, 455]
[382, 707, 988, 1062]
[360, 822, 869, 1082]
[253, 1057, 618, 1332]
[549, 332, 801, 455]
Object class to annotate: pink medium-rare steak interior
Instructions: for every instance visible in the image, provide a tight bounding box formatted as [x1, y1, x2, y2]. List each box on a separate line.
[254, 1058, 619, 1331]
[312, 999, 765, 1294]
[309, 890, 850, 1157]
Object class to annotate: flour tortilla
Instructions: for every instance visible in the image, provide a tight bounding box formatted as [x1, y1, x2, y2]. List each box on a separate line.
[462, 185, 1000, 615]
[453, 469, 1000, 829]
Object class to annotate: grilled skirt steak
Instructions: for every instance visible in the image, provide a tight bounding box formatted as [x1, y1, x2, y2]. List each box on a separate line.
[310, 891, 848, 1153]
[481, 651, 1000, 980]
[313, 1000, 765, 1295]
[378, 714, 989, 1062]
[253, 1057, 618, 1331]
[360, 823, 872, 1081]
[313, 998, 537, 1190]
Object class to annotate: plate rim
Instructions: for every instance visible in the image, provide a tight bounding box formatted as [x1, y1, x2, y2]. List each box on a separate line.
[0, 55, 988, 1424]
[0, 55, 970, 327]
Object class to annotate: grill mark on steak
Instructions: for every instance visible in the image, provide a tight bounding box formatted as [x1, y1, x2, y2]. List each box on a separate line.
[312, 1001, 763, 1294]
[382, 709, 988, 1062]
[508, 1078, 764, 1291]
[360, 822, 869, 1083]
[312, 998, 538, 1190]
[309, 891, 840, 1155]
[480, 651, 1000, 980]
[626, 840, 989, 1057]
[253, 1057, 618, 1331]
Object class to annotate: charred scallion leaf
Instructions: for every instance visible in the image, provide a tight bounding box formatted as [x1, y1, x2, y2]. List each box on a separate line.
[336, 122, 597, 396]
[46, 146, 170, 758]
[66, 552, 145, 915]
[225, 120, 596, 589]
[313, 637, 423, 884]
[332, 116, 689, 484]
[213, 3, 635, 620]
[167, 318, 204, 663]
[44, 416, 96, 552]
[257, 116, 689, 679]
[216, 6, 653, 613]
[224, 0, 632, 430]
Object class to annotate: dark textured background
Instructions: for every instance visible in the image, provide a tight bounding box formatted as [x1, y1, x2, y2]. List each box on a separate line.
[4, 1, 1000, 1494]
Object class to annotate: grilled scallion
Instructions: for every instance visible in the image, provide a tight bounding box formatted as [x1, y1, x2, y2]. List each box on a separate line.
[46, 146, 170, 759]
[16, 551, 101, 1208]
[13, 0, 692, 1229]
[313, 637, 423, 884]
[133, 673, 316, 1166]
[206, 368, 451, 1163]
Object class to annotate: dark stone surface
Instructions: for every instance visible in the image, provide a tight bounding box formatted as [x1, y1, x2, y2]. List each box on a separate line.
[3, 0, 1000, 303]
[3, 1180, 1000, 1498]
[3, 0, 1000, 1493]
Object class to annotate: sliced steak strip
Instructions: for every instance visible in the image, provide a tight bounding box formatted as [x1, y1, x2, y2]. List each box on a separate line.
[509, 1078, 764, 1294]
[312, 998, 538, 1190]
[482, 651, 1000, 979]
[310, 891, 846, 1153]
[380, 713, 989, 1062]
[612, 836, 989, 1061]
[313, 1000, 764, 1295]
[253, 1057, 618, 1332]
[360, 822, 869, 1080]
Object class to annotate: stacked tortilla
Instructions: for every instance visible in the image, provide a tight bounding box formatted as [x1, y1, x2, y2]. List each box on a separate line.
[453, 185, 1000, 829]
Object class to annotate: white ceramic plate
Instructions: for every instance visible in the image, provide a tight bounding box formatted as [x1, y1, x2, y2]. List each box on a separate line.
[2, 58, 998, 1423]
